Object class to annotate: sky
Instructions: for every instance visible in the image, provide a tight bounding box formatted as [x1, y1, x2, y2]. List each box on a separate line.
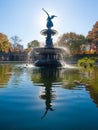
[0, 0, 98, 48]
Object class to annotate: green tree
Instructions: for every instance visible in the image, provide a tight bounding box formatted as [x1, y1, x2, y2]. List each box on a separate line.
[28, 40, 40, 48]
[57, 32, 86, 55]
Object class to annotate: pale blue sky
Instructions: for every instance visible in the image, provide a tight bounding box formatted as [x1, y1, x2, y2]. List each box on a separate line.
[0, 0, 98, 48]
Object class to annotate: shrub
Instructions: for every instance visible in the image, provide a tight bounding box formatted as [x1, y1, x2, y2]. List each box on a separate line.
[78, 57, 95, 68]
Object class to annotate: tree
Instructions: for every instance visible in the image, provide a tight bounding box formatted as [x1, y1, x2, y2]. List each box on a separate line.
[57, 32, 86, 55]
[11, 36, 22, 46]
[0, 33, 12, 53]
[11, 35, 22, 52]
[86, 21, 98, 53]
[27, 40, 40, 48]
[86, 21, 98, 43]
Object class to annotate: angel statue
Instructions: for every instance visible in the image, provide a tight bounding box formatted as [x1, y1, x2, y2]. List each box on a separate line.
[42, 8, 57, 29]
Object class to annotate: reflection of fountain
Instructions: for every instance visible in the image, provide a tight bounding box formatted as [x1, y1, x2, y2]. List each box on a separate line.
[29, 9, 67, 67]
[27, 48, 33, 64]
[32, 68, 63, 119]
[40, 85, 55, 119]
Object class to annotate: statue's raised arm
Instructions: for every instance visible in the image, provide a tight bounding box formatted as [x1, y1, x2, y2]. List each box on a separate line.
[42, 8, 50, 17]
[42, 8, 57, 29]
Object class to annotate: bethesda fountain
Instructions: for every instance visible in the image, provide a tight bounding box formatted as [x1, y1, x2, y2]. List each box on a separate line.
[29, 8, 66, 67]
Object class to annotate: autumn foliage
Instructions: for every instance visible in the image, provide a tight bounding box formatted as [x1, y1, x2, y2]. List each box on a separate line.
[0, 33, 12, 53]
[87, 21, 98, 43]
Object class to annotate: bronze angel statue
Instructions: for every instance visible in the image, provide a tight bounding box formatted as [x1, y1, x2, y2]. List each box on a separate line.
[42, 8, 57, 29]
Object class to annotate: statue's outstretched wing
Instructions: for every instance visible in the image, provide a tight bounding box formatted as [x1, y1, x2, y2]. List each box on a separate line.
[51, 15, 57, 19]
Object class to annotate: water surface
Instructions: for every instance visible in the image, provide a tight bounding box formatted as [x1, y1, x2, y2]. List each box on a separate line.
[0, 64, 98, 130]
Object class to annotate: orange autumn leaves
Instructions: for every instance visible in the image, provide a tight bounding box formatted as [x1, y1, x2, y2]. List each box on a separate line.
[0, 33, 13, 53]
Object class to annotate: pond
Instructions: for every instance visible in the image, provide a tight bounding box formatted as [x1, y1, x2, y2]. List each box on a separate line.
[0, 63, 98, 130]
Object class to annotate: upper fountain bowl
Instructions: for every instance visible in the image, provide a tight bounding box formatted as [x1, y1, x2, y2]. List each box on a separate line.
[40, 29, 58, 36]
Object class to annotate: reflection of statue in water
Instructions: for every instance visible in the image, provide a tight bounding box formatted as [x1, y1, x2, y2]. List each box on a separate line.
[32, 68, 62, 119]
[38, 68, 59, 119]
[42, 8, 57, 29]
[40, 86, 55, 119]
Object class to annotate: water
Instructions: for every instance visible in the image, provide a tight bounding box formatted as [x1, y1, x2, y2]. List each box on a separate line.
[0, 63, 98, 130]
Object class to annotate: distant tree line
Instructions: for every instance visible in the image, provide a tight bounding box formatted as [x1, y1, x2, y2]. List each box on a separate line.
[0, 34, 25, 61]
[0, 20, 98, 60]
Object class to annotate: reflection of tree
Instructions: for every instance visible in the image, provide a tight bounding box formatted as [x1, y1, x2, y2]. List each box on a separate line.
[0, 64, 12, 87]
[85, 67, 98, 107]
[32, 68, 63, 119]
[71, 66, 98, 107]
[86, 86, 98, 107]
[61, 69, 82, 89]
[12, 67, 24, 85]
[79, 67, 95, 81]
[61, 67, 96, 90]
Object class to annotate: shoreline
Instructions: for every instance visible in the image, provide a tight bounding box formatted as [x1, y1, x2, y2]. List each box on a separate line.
[0, 61, 27, 64]
[0, 61, 98, 65]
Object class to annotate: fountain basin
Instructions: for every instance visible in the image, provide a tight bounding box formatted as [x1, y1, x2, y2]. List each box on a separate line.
[34, 59, 62, 67]
[32, 47, 65, 67]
